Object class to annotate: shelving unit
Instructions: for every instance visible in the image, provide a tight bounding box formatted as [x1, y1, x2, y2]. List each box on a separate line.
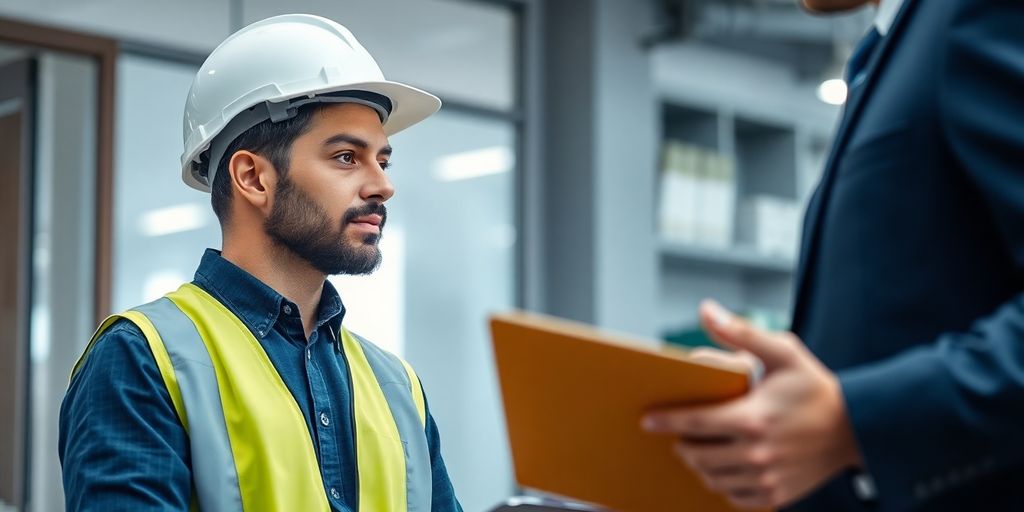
[656, 98, 830, 340]
[660, 240, 794, 276]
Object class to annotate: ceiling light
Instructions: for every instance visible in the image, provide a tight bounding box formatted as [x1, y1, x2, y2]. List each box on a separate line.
[817, 78, 848, 106]
[433, 146, 513, 182]
[138, 203, 209, 237]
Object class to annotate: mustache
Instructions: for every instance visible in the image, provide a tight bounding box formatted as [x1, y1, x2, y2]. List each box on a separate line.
[342, 202, 387, 229]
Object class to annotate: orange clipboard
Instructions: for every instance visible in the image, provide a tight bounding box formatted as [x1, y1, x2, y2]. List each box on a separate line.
[490, 311, 753, 512]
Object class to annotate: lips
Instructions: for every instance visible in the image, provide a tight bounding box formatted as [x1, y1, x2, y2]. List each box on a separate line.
[351, 214, 383, 227]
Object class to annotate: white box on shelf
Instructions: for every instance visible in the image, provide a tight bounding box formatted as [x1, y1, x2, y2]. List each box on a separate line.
[737, 195, 800, 260]
[659, 141, 699, 243]
[660, 142, 737, 251]
[692, 152, 736, 250]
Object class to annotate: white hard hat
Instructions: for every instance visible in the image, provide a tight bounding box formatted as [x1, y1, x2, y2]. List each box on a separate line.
[180, 14, 442, 192]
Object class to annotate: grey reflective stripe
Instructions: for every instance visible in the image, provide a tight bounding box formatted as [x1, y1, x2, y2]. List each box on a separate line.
[135, 298, 244, 512]
[350, 331, 433, 512]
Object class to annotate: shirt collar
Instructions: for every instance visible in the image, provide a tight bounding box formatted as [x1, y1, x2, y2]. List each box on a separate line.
[192, 248, 345, 339]
[874, 0, 904, 36]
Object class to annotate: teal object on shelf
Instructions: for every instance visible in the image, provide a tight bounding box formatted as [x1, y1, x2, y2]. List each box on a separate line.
[663, 327, 718, 349]
[663, 308, 789, 350]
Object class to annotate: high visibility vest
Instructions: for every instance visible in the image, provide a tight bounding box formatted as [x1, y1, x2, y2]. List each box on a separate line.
[71, 283, 433, 512]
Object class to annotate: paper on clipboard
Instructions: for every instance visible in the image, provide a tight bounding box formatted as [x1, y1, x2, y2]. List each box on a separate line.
[491, 311, 757, 512]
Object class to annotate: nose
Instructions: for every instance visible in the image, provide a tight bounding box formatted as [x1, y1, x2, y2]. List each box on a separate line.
[362, 162, 395, 203]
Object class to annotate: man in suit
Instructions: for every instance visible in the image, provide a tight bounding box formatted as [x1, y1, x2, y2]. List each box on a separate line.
[642, 0, 1024, 510]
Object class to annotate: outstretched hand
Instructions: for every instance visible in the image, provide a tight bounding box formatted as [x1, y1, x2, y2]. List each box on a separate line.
[642, 300, 864, 510]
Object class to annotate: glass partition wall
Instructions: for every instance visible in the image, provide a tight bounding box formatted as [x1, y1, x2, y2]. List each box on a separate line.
[0, 19, 116, 512]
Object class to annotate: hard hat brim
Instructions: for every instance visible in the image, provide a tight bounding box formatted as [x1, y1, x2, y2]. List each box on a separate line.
[180, 80, 441, 193]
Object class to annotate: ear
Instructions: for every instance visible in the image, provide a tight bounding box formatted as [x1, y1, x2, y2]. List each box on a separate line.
[229, 150, 277, 213]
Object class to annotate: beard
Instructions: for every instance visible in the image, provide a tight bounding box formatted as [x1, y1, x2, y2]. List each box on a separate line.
[264, 175, 387, 276]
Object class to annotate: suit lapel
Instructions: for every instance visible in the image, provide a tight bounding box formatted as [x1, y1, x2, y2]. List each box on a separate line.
[791, 0, 920, 329]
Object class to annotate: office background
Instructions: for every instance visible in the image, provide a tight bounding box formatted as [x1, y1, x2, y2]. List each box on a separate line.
[0, 1, 874, 510]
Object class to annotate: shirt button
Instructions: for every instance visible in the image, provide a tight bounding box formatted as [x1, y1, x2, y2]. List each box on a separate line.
[320, 412, 330, 427]
[306, 348, 311, 360]
[330, 487, 340, 500]
[283, 304, 292, 315]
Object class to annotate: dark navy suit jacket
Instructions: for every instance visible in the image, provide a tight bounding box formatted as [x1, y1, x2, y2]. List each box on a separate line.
[788, 0, 1024, 510]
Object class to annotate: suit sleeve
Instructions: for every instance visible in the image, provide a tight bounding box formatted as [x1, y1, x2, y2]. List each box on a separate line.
[837, 1, 1024, 510]
[58, 320, 192, 511]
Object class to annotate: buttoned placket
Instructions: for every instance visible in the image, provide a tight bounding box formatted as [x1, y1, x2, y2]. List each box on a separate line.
[305, 323, 346, 508]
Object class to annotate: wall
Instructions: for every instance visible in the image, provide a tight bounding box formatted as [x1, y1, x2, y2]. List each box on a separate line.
[540, 0, 660, 340]
[29, 51, 98, 512]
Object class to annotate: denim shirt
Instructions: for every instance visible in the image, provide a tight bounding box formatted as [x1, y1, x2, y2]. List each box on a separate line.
[59, 249, 462, 512]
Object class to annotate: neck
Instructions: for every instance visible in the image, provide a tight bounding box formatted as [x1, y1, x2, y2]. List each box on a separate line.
[222, 233, 325, 339]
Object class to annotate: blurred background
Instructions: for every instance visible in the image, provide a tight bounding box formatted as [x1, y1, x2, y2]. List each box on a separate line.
[0, 0, 876, 510]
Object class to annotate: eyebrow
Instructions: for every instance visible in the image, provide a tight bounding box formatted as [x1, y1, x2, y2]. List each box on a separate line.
[323, 133, 392, 156]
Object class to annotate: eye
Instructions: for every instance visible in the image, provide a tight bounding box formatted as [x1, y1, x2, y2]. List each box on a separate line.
[335, 152, 355, 165]
[379, 160, 392, 171]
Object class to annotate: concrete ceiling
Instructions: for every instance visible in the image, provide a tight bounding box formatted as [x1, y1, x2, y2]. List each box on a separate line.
[647, 0, 874, 81]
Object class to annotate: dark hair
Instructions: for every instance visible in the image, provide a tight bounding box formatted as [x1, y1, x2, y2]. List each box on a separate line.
[208, 105, 324, 224]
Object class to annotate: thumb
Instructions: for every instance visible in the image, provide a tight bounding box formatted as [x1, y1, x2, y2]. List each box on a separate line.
[699, 299, 797, 371]
[688, 347, 766, 385]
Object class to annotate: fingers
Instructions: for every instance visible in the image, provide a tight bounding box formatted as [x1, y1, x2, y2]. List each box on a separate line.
[688, 347, 746, 369]
[643, 398, 765, 438]
[673, 440, 780, 510]
[727, 490, 776, 510]
[699, 300, 798, 370]
[675, 438, 772, 473]
[688, 347, 765, 384]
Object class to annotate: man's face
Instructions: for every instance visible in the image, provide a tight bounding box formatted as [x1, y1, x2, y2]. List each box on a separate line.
[800, 0, 874, 14]
[264, 103, 395, 276]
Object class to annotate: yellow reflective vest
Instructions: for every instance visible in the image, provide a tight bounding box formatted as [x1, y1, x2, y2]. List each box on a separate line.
[71, 283, 433, 512]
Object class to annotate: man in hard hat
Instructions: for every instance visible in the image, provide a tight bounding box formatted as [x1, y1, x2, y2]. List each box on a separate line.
[58, 14, 462, 512]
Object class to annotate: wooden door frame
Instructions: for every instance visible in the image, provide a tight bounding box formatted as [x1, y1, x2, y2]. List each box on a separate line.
[0, 18, 117, 323]
[0, 56, 33, 511]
